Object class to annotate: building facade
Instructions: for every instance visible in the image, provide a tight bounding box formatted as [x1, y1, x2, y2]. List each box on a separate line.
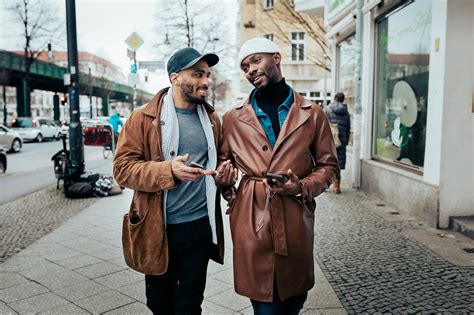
[239, 0, 332, 104]
[295, 0, 473, 228]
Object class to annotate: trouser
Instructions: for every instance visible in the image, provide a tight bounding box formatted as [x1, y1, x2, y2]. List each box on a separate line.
[145, 215, 212, 315]
[251, 280, 308, 315]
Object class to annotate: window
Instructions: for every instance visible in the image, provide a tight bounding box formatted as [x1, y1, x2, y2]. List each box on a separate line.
[299, 92, 307, 96]
[373, 0, 432, 169]
[263, 0, 273, 9]
[263, 33, 274, 41]
[291, 32, 305, 62]
[337, 36, 356, 115]
[310, 92, 320, 98]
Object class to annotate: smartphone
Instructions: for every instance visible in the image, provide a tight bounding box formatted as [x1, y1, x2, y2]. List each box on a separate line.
[189, 161, 205, 170]
[266, 173, 289, 186]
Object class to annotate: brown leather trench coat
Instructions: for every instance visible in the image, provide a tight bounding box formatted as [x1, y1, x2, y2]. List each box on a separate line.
[114, 87, 224, 276]
[218, 91, 339, 302]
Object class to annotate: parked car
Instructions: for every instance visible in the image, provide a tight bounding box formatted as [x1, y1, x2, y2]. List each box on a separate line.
[0, 146, 7, 173]
[11, 117, 61, 142]
[0, 124, 23, 153]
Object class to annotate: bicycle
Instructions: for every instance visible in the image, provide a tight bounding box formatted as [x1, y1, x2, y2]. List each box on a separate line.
[51, 133, 70, 190]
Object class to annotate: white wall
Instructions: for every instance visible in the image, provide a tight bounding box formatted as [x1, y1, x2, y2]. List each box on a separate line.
[437, 0, 474, 227]
[423, 0, 448, 186]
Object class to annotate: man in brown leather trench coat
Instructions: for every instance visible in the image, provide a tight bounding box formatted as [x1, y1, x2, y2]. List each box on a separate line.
[216, 38, 340, 314]
[114, 48, 224, 315]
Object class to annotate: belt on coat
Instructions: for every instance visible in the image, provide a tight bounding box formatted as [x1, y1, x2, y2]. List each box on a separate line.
[242, 175, 288, 257]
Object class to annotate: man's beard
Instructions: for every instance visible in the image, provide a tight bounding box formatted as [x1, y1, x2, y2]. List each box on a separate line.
[179, 81, 207, 104]
[254, 65, 279, 91]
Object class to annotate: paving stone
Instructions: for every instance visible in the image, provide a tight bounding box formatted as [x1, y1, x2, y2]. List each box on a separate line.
[55, 254, 103, 270]
[74, 290, 134, 314]
[115, 280, 146, 303]
[8, 292, 69, 314]
[53, 280, 110, 302]
[206, 288, 251, 312]
[201, 300, 241, 314]
[0, 303, 17, 315]
[0, 186, 97, 263]
[103, 301, 151, 314]
[204, 278, 234, 299]
[38, 303, 91, 314]
[94, 269, 143, 289]
[0, 281, 49, 303]
[75, 261, 126, 279]
[0, 273, 29, 290]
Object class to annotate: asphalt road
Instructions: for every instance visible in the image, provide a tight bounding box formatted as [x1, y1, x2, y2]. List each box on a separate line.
[0, 140, 112, 205]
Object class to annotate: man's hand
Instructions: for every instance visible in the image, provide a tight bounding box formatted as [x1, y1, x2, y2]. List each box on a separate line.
[215, 160, 238, 187]
[263, 169, 301, 196]
[171, 154, 211, 181]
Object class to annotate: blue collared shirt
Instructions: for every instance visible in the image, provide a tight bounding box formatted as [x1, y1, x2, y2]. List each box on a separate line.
[251, 87, 294, 148]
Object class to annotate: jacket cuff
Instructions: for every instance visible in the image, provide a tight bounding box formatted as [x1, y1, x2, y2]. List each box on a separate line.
[154, 160, 177, 190]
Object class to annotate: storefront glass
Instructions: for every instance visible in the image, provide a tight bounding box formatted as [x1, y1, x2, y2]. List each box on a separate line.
[338, 36, 355, 115]
[374, 0, 432, 169]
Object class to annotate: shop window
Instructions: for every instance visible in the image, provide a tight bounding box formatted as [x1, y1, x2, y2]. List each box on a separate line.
[337, 37, 355, 115]
[291, 32, 305, 62]
[263, 33, 274, 41]
[263, 0, 273, 10]
[374, 0, 432, 169]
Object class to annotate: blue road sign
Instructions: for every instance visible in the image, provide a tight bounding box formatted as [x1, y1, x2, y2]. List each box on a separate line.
[130, 64, 137, 74]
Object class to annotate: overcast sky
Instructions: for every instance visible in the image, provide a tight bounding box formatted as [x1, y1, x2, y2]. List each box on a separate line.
[0, 0, 238, 92]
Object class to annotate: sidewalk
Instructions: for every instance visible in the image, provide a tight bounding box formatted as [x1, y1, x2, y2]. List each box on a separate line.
[0, 189, 346, 314]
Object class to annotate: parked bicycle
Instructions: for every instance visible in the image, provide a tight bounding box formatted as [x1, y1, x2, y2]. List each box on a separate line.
[51, 133, 70, 190]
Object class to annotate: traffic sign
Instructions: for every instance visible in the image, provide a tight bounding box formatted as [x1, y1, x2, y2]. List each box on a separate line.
[130, 64, 138, 74]
[128, 73, 139, 85]
[127, 48, 136, 60]
[138, 61, 164, 72]
[125, 32, 144, 51]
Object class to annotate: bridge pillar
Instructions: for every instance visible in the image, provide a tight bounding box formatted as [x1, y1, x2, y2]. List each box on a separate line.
[16, 79, 31, 117]
[102, 95, 109, 116]
[53, 94, 60, 122]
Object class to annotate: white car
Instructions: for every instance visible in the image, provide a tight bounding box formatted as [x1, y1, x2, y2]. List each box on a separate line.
[11, 117, 61, 142]
[0, 124, 23, 152]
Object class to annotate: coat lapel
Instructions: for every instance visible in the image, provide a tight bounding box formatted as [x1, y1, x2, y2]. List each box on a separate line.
[237, 100, 270, 143]
[272, 92, 312, 155]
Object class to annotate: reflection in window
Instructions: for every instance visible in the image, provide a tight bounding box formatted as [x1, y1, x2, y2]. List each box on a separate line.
[374, 0, 432, 169]
[338, 37, 355, 115]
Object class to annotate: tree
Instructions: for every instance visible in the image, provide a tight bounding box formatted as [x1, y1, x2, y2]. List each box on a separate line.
[3, 0, 64, 117]
[153, 0, 237, 107]
[259, 0, 331, 71]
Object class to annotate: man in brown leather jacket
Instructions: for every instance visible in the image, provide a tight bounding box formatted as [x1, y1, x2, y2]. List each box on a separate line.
[215, 38, 339, 314]
[114, 48, 224, 315]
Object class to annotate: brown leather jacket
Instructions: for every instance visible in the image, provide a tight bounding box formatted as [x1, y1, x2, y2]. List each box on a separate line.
[219, 91, 339, 301]
[114, 87, 224, 275]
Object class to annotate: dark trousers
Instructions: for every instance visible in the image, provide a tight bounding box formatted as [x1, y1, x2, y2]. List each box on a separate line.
[251, 282, 307, 315]
[145, 216, 212, 315]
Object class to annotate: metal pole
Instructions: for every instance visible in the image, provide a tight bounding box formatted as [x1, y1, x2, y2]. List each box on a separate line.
[351, 0, 363, 188]
[66, 0, 84, 176]
[2, 85, 7, 125]
[323, 54, 327, 107]
[133, 53, 137, 110]
[89, 67, 93, 118]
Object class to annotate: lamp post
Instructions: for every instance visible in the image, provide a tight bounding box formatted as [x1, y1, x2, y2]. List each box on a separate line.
[65, 0, 84, 176]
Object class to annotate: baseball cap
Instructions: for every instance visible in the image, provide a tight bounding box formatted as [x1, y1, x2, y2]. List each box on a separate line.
[167, 47, 219, 76]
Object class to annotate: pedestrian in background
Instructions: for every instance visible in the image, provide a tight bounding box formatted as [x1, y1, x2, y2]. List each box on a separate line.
[326, 92, 351, 194]
[108, 111, 123, 148]
[114, 47, 225, 315]
[215, 38, 339, 315]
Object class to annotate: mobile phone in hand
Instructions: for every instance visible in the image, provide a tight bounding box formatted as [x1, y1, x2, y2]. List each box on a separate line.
[189, 161, 205, 170]
[266, 172, 289, 186]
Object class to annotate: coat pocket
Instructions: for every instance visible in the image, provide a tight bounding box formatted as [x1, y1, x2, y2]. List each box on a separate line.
[122, 204, 168, 275]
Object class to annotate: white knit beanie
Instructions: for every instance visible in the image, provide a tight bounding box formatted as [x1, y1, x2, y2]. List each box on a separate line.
[238, 38, 280, 66]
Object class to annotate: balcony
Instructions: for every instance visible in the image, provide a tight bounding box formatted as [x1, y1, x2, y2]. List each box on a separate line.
[293, 0, 325, 17]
